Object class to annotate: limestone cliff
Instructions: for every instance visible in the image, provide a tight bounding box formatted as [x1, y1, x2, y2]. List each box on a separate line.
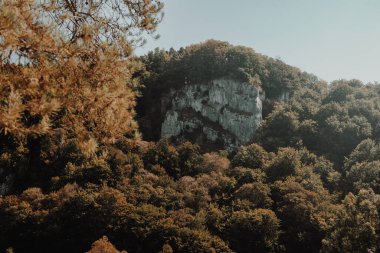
[160, 78, 264, 151]
[137, 40, 311, 151]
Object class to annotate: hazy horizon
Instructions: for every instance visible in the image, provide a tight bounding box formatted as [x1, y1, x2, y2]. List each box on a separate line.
[136, 0, 380, 84]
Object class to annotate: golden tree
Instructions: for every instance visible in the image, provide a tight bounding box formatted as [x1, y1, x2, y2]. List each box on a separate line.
[0, 0, 163, 154]
[88, 236, 126, 253]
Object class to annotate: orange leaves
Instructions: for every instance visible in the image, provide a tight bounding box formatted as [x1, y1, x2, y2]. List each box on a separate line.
[78, 136, 98, 157]
[0, 0, 163, 152]
[87, 236, 125, 253]
[0, 89, 23, 135]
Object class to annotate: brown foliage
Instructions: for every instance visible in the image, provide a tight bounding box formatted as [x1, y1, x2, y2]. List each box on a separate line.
[88, 236, 126, 253]
[0, 0, 163, 154]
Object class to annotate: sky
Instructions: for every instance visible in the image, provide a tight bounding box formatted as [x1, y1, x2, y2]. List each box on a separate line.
[136, 0, 380, 83]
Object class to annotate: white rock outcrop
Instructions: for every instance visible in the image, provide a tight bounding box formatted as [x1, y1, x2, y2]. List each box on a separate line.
[161, 78, 264, 151]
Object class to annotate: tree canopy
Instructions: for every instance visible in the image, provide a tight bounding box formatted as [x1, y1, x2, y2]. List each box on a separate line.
[2, 2, 380, 252]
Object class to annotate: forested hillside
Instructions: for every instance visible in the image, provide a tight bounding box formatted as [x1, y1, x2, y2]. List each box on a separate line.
[1, 1, 380, 253]
[136, 40, 317, 141]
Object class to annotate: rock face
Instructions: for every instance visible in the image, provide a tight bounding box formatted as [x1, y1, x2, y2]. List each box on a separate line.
[160, 78, 264, 151]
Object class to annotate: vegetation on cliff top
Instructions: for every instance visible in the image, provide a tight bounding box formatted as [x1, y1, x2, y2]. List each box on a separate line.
[137, 40, 319, 141]
[1, 1, 380, 253]
[139, 39, 317, 98]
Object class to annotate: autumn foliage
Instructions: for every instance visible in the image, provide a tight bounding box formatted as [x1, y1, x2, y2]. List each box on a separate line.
[2, 1, 380, 253]
[0, 0, 162, 152]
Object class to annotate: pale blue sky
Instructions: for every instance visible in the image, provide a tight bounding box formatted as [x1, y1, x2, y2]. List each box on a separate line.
[136, 0, 380, 83]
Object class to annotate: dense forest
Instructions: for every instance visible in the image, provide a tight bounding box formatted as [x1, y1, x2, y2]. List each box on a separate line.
[1, 1, 380, 253]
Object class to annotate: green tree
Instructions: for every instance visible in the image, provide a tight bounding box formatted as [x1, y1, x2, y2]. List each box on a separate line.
[266, 147, 301, 182]
[231, 144, 269, 169]
[322, 189, 379, 253]
[144, 139, 180, 178]
[177, 142, 202, 177]
[258, 104, 301, 151]
[271, 177, 331, 253]
[224, 209, 281, 253]
[346, 161, 380, 193]
[233, 182, 273, 209]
